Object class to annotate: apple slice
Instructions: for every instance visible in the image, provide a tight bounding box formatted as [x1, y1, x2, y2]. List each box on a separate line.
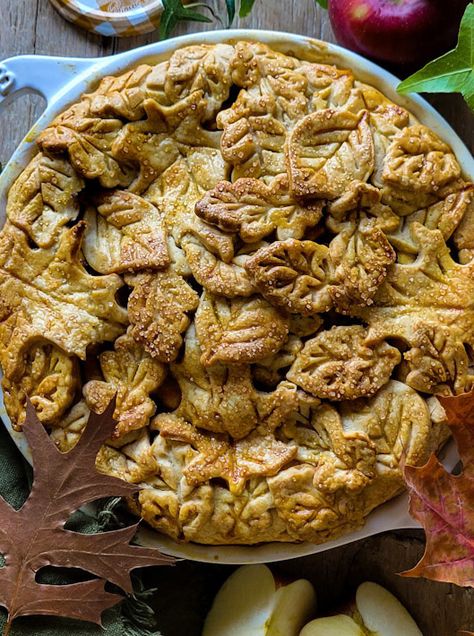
[300, 615, 364, 636]
[203, 565, 316, 636]
[203, 565, 275, 636]
[356, 582, 422, 636]
[267, 579, 316, 636]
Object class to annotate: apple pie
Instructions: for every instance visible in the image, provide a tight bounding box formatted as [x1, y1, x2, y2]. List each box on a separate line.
[1, 41, 473, 545]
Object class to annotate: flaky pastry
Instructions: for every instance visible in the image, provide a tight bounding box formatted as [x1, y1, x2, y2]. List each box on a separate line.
[1, 40, 470, 546]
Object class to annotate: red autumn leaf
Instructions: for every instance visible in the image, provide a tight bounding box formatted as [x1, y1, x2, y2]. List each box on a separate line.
[0, 399, 173, 636]
[402, 388, 474, 588]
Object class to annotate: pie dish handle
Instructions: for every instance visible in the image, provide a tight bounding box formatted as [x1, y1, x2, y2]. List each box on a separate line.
[0, 55, 98, 110]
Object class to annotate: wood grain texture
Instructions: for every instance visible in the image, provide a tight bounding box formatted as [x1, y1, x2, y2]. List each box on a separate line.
[0, 2, 473, 634]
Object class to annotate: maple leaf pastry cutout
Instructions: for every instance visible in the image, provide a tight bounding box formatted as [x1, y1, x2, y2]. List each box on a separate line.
[0, 399, 173, 633]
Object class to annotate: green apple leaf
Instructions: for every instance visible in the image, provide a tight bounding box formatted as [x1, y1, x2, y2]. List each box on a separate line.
[240, 0, 256, 18]
[159, 0, 213, 40]
[398, 3, 474, 110]
[226, 0, 236, 25]
[314, 0, 328, 8]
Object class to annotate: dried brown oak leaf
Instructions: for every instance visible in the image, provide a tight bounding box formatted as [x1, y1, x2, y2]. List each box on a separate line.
[0, 399, 173, 634]
[402, 388, 474, 592]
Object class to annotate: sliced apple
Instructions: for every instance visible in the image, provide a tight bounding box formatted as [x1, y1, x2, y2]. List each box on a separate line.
[203, 565, 316, 636]
[267, 579, 316, 636]
[203, 565, 276, 636]
[356, 582, 422, 636]
[300, 615, 364, 636]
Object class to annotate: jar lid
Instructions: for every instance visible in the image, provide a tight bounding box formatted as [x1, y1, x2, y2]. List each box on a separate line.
[49, 0, 163, 37]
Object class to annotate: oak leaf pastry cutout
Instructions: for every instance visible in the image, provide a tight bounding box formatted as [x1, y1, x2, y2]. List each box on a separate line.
[49, 400, 91, 453]
[382, 124, 461, 194]
[0, 222, 127, 379]
[1, 40, 472, 547]
[38, 100, 135, 189]
[181, 233, 256, 298]
[88, 64, 157, 122]
[3, 342, 79, 430]
[112, 94, 222, 194]
[171, 325, 301, 440]
[163, 43, 235, 119]
[218, 99, 287, 181]
[154, 413, 297, 496]
[388, 182, 474, 260]
[328, 222, 396, 312]
[282, 401, 377, 495]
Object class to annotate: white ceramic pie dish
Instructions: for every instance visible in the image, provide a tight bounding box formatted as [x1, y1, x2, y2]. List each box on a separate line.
[0, 29, 472, 564]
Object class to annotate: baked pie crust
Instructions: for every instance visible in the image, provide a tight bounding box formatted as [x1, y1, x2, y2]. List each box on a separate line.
[1, 41, 473, 545]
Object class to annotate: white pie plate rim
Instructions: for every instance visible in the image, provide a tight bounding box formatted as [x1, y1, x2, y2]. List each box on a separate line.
[0, 29, 472, 564]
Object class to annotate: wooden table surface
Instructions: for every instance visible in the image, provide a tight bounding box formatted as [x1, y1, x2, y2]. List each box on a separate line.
[1, 2, 474, 634]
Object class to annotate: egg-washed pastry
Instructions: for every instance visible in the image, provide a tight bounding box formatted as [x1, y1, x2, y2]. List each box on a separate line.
[1, 41, 473, 545]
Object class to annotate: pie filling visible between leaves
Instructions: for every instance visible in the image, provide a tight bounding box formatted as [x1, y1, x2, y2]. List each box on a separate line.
[1, 41, 473, 546]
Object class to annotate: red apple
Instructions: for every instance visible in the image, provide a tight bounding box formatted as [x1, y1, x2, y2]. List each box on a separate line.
[328, 0, 470, 67]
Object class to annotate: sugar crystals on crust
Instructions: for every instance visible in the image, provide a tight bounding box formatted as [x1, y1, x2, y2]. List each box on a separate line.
[0, 40, 470, 547]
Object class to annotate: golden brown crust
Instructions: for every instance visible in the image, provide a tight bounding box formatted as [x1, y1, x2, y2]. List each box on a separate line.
[195, 176, 322, 242]
[287, 109, 375, 199]
[328, 223, 396, 312]
[83, 331, 166, 439]
[181, 234, 256, 298]
[0, 222, 127, 378]
[83, 190, 169, 274]
[6, 153, 84, 249]
[288, 326, 401, 400]
[3, 343, 79, 429]
[1, 40, 471, 547]
[195, 291, 289, 366]
[126, 270, 199, 363]
[245, 239, 332, 315]
[382, 125, 461, 193]
[154, 413, 297, 496]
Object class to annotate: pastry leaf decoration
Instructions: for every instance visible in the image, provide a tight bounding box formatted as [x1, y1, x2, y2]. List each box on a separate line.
[402, 388, 474, 598]
[0, 399, 173, 635]
[398, 4, 474, 110]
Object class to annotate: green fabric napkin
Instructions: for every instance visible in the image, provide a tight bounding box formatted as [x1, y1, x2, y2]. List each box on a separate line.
[0, 421, 160, 636]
